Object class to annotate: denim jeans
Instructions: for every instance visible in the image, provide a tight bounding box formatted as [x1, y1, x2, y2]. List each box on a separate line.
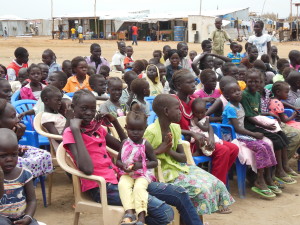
[71, 34, 76, 40]
[132, 35, 137, 45]
[88, 182, 174, 225]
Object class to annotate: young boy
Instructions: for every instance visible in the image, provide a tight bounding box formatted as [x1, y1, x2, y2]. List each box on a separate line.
[208, 18, 232, 56]
[89, 74, 109, 100]
[62, 60, 72, 78]
[99, 65, 110, 79]
[153, 50, 162, 63]
[241, 45, 259, 69]
[188, 50, 197, 67]
[120, 70, 138, 106]
[9, 68, 29, 93]
[7, 47, 29, 81]
[222, 62, 246, 90]
[227, 42, 242, 66]
[160, 45, 171, 64]
[37, 63, 50, 84]
[273, 58, 290, 83]
[124, 46, 134, 69]
[288, 50, 300, 72]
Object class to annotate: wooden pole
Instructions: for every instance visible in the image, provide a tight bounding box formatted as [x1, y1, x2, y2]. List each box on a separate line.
[94, 0, 98, 38]
[51, 0, 54, 39]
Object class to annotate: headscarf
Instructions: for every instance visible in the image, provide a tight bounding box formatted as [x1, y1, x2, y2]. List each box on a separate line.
[145, 64, 164, 96]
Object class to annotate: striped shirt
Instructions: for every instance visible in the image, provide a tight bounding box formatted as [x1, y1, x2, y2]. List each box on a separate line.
[227, 52, 242, 65]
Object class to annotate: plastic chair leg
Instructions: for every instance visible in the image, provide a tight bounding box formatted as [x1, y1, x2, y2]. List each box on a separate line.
[235, 160, 247, 198]
[39, 176, 47, 207]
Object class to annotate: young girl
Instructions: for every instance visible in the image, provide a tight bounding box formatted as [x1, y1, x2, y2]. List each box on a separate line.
[42, 49, 62, 75]
[85, 43, 110, 74]
[130, 78, 151, 116]
[190, 98, 222, 156]
[0, 79, 13, 102]
[99, 77, 127, 117]
[166, 49, 182, 91]
[117, 111, 157, 225]
[0, 64, 7, 79]
[144, 94, 234, 215]
[124, 46, 134, 69]
[240, 45, 259, 69]
[192, 69, 220, 103]
[0, 128, 38, 225]
[240, 69, 296, 184]
[145, 64, 163, 96]
[37, 63, 49, 85]
[222, 82, 279, 198]
[20, 64, 46, 100]
[63, 56, 92, 93]
[172, 69, 239, 185]
[62, 90, 203, 225]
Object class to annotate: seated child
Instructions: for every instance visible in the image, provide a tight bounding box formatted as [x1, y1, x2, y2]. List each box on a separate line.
[192, 69, 221, 102]
[124, 46, 134, 69]
[87, 66, 96, 76]
[0, 79, 13, 102]
[157, 63, 170, 94]
[130, 78, 151, 116]
[227, 42, 242, 66]
[222, 62, 246, 90]
[0, 128, 39, 225]
[20, 64, 46, 100]
[120, 71, 138, 106]
[190, 98, 222, 156]
[166, 49, 182, 88]
[272, 58, 290, 83]
[188, 50, 197, 68]
[238, 64, 247, 82]
[7, 47, 29, 82]
[0, 64, 6, 79]
[42, 49, 62, 75]
[241, 68, 296, 184]
[160, 45, 171, 64]
[288, 50, 300, 72]
[89, 74, 109, 100]
[63, 56, 92, 93]
[285, 70, 300, 108]
[144, 94, 235, 214]
[260, 54, 276, 74]
[222, 82, 279, 198]
[117, 111, 158, 225]
[62, 60, 72, 78]
[270, 46, 279, 71]
[99, 65, 110, 80]
[99, 77, 127, 117]
[153, 50, 162, 63]
[133, 60, 146, 78]
[37, 63, 49, 84]
[240, 45, 258, 69]
[145, 64, 163, 96]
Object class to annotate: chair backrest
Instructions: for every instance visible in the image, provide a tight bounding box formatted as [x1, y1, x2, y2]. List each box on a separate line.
[284, 108, 294, 118]
[109, 116, 127, 140]
[65, 92, 74, 98]
[147, 111, 157, 125]
[145, 96, 155, 112]
[11, 90, 20, 104]
[12, 100, 37, 131]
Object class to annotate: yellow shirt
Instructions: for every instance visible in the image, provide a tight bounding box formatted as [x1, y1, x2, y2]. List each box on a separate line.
[71, 28, 76, 34]
[63, 75, 92, 93]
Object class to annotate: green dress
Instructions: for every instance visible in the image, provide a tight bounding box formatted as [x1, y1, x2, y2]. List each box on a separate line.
[144, 119, 235, 215]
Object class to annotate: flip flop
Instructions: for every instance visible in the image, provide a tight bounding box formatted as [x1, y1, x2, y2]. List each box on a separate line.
[251, 187, 276, 198]
[120, 214, 137, 225]
[273, 180, 285, 189]
[287, 170, 299, 178]
[275, 176, 297, 185]
[217, 206, 232, 214]
[267, 185, 282, 194]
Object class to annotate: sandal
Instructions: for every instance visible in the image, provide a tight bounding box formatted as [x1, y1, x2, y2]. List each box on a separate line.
[217, 206, 232, 214]
[275, 176, 297, 185]
[267, 185, 282, 194]
[120, 214, 137, 225]
[273, 180, 285, 189]
[287, 170, 299, 178]
[251, 187, 276, 198]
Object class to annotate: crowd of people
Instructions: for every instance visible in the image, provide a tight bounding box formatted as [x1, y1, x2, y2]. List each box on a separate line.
[0, 18, 300, 225]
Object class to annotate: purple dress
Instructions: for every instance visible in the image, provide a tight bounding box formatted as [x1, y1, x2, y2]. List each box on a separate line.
[85, 56, 110, 74]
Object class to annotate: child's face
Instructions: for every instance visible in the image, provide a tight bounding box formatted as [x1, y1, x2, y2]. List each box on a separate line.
[203, 75, 217, 91]
[192, 103, 206, 120]
[0, 81, 12, 102]
[75, 61, 88, 77]
[108, 80, 123, 102]
[73, 94, 96, 126]
[166, 99, 182, 123]
[100, 70, 109, 79]
[246, 72, 260, 93]
[158, 66, 166, 77]
[126, 47, 133, 57]
[204, 56, 214, 69]
[238, 68, 247, 81]
[276, 85, 289, 100]
[39, 65, 49, 81]
[18, 52, 29, 64]
[29, 67, 42, 84]
[45, 92, 63, 112]
[63, 62, 72, 77]
[189, 51, 197, 61]
[249, 48, 258, 61]
[153, 52, 161, 60]
[87, 67, 96, 76]
[214, 59, 223, 69]
[91, 46, 101, 58]
[0, 144, 18, 174]
[0, 104, 19, 130]
[227, 66, 239, 80]
[178, 45, 188, 58]
[170, 53, 180, 67]
[226, 83, 242, 103]
[0, 67, 6, 78]
[254, 23, 263, 35]
[215, 20, 222, 29]
[125, 119, 146, 143]
[42, 53, 53, 66]
[203, 43, 212, 53]
[271, 47, 278, 57]
[178, 74, 196, 95]
[48, 74, 66, 90]
[163, 47, 171, 57]
[147, 65, 158, 83]
[118, 42, 126, 54]
[238, 45, 243, 53]
[18, 72, 29, 83]
[91, 77, 106, 95]
[231, 44, 239, 53]
[143, 83, 150, 97]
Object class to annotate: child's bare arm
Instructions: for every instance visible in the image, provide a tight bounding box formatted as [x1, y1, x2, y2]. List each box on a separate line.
[278, 111, 297, 123]
[282, 101, 300, 112]
[95, 96, 109, 101]
[206, 98, 222, 116]
[195, 117, 209, 132]
[210, 53, 231, 62]
[14, 180, 36, 225]
[106, 134, 122, 152]
[43, 122, 60, 135]
[144, 141, 158, 169]
[167, 144, 187, 163]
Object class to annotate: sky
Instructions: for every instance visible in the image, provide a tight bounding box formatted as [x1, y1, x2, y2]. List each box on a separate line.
[0, 0, 292, 19]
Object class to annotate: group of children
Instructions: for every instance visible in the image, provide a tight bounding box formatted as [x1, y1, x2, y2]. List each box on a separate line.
[1, 19, 300, 225]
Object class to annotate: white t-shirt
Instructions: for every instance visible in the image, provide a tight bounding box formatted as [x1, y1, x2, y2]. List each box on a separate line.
[111, 51, 126, 70]
[248, 34, 271, 57]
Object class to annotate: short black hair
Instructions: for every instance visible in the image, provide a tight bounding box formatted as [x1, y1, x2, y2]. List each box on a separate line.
[133, 60, 145, 72]
[219, 76, 237, 92]
[172, 68, 192, 91]
[283, 67, 294, 80]
[62, 60, 71, 67]
[286, 70, 300, 84]
[163, 45, 171, 51]
[168, 49, 178, 59]
[90, 43, 100, 52]
[201, 40, 211, 49]
[255, 20, 264, 28]
[126, 110, 147, 126]
[124, 70, 137, 82]
[72, 89, 95, 105]
[230, 42, 238, 49]
[253, 60, 267, 72]
[0, 64, 7, 75]
[27, 63, 41, 74]
[277, 58, 289, 72]
[247, 45, 257, 54]
[89, 74, 105, 86]
[43, 49, 56, 61]
[221, 62, 236, 75]
[245, 68, 262, 80]
[191, 98, 206, 112]
[71, 56, 86, 72]
[177, 42, 187, 50]
[131, 78, 148, 96]
[149, 58, 160, 65]
[272, 81, 288, 95]
[153, 50, 162, 58]
[51, 71, 68, 82]
[288, 50, 300, 62]
[14, 47, 28, 58]
[152, 94, 178, 116]
[200, 69, 216, 84]
[99, 65, 110, 74]
[260, 54, 270, 63]
[107, 77, 122, 89]
[41, 85, 62, 102]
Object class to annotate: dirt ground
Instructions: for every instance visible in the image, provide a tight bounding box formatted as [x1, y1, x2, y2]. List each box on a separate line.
[2, 37, 300, 225]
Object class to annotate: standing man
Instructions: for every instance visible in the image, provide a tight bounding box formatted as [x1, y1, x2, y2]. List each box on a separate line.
[131, 23, 138, 45]
[70, 27, 76, 41]
[77, 24, 83, 36]
[58, 25, 64, 40]
[3, 27, 8, 40]
[208, 18, 232, 56]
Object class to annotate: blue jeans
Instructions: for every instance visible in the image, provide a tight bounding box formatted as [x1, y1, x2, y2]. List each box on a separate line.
[89, 182, 202, 225]
[71, 33, 76, 40]
[132, 34, 137, 45]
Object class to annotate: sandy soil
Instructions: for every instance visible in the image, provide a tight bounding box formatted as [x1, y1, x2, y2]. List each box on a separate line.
[1, 36, 300, 225]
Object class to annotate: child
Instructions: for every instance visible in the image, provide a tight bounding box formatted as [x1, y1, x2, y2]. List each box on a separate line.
[260, 54, 276, 74]
[145, 64, 163, 96]
[7, 47, 29, 81]
[227, 42, 242, 66]
[166, 49, 182, 92]
[130, 78, 151, 116]
[222, 62, 246, 90]
[288, 50, 300, 72]
[222, 82, 278, 198]
[20, 64, 46, 100]
[190, 98, 222, 156]
[111, 41, 126, 73]
[189, 50, 197, 65]
[172, 69, 239, 184]
[87, 66, 96, 76]
[62, 60, 72, 78]
[37, 63, 49, 84]
[285, 71, 300, 107]
[144, 94, 235, 214]
[0, 64, 7, 78]
[241, 68, 296, 184]
[240, 45, 258, 69]
[99, 65, 110, 79]
[160, 45, 171, 64]
[117, 111, 158, 225]
[153, 50, 162, 63]
[42, 49, 62, 75]
[0, 79, 13, 102]
[273, 59, 290, 83]
[85, 43, 110, 74]
[208, 18, 232, 56]
[99, 77, 127, 117]
[192, 69, 221, 102]
[120, 71, 138, 105]
[133, 60, 146, 78]
[124, 46, 134, 69]
[78, 33, 83, 43]
[89, 74, 109, 100]
[270, 46, 279, 71]
[63, 56, 92, 93]
[157, 64, 170, 94]
[248, 20, 271, 57]
[0, 128, 39, 225]
[238, 64, 247, 82]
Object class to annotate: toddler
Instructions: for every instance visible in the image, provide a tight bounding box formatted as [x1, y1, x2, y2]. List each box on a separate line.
[227, 42, 242, 66]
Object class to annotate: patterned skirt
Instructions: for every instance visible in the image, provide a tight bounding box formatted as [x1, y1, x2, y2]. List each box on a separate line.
[172, 165, 234, 215]
[17, 145, 53, 177]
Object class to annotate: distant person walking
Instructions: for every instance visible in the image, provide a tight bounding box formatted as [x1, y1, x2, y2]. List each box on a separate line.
[3, 27, 8, 40]
[59, 25, 64, 40]
[71, 27, 76, 41]
[77, 25, 83, 35]
[131, 24, 138, 45]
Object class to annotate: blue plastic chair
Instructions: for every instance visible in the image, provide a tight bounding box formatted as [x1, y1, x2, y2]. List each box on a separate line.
[66, 92, 74, 98]
[147, 111, 157, 125]
[211, 123, 247, 198]
[11, 90, 21, 104]
[146, 36, 151, 41]
[284, 108, 294, 118]
[145, 96, 155, 112]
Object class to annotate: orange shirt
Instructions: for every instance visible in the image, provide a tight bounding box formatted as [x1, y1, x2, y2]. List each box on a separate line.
[63, 75, 92, 93]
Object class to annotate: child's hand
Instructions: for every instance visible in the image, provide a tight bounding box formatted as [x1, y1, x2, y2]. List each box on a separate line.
[14, 216, 32, 225]
[13, 123, 26, 140]
[70, 118, 83, 129]
[96, 113, 116, 123]
[121, 163, 133, 173]
[18, 146, 28, 157]
[253, 132, 264, 139]
[204, 97, 216, 103]
[263, 124, 276, 130]
[193, 133, 206, 147]
[159, 133, 172, 154]
[132, 162, 143, 171]
[18, 112, 26, 120]
[207, 137, 215, 150]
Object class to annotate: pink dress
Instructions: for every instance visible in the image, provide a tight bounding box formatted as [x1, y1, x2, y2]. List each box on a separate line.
[119, 138, 156, 183]
[192, 89, 221, 99]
